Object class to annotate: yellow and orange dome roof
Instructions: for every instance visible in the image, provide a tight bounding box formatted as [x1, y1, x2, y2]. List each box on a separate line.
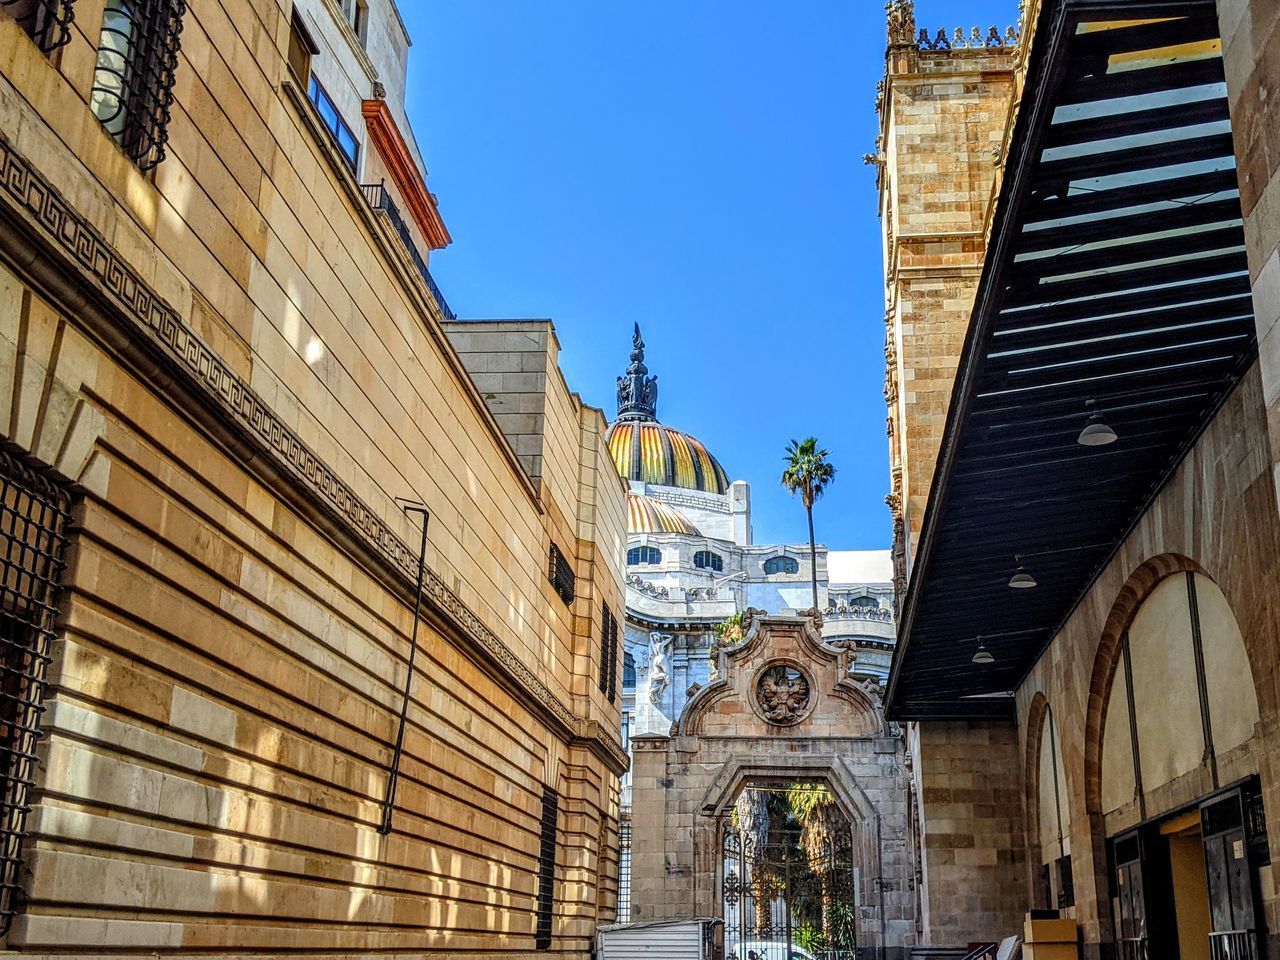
[608, 422, 729, 495]
[627, 493, 702, 536]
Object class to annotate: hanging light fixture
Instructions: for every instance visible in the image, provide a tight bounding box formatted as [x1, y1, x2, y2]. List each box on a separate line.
[1077, 401, 1118, 447]
[972, 639, 995, 665]
[1008, 555, 1037, 590]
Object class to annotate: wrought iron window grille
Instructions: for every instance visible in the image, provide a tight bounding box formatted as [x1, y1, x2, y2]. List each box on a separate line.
[548, 542, 575, 607]
[617, 819, 631, 923]
[1, 0, 75, 54]
[89, 0, 187, 171]
[535, 785, 558, 950]
[598, 603, 618, 702]
[0, 449, 73, 934]
[359, 182, 456, 320]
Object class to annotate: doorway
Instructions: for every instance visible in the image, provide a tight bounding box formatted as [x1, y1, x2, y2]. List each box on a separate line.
[1110, 782, 1267, 960]
[722, 783, 858, 960]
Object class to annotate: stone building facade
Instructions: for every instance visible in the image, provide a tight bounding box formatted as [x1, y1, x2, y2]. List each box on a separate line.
[879, 0, 1280, 957]
[0, 1, 626, 956]
[604, 329, 898, 925]
[629, 613, 916, 958]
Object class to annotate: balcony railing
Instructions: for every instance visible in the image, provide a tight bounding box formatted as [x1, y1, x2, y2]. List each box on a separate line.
[360, 182, 455, 321]
[1209, 932, 1260, 960]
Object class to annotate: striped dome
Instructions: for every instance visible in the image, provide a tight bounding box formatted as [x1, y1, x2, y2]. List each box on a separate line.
[627, 494, 701, 536]
[607, 421, 729, 495]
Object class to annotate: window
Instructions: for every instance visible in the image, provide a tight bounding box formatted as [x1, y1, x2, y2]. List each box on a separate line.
[764, 555, 799, 576]
[598, 603, 619, 702]
[623, 651, 636, 688]
[1055, 855, 1074, 909]
[2, 0, 75, 54]
[287, 8, 318, 86]
[342, 0, 367, 42]
[308, 76, 360, 171]
[693, 550, 723, 572]
[627, 546, 661, 566]
[535, 786, 559, 950]
[548, 542, 575, 606]
[617, 819, 632, 923]
[89, 0, 186, 171]
[0, 451, 73, 931]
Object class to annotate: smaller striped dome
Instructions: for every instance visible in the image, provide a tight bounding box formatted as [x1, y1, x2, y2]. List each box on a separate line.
[627, 494, 701, 536]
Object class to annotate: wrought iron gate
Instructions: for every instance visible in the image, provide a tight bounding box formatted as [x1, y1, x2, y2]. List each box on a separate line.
[722, 823, 858, 960]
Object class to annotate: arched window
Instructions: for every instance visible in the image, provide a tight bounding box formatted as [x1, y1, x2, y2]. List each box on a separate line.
[693, 550, 724, 572]
[623, 652, 636, 687]
[851, 596, 878, 609]
[627, 545, 662, 566]
[763, 555, 799, 576]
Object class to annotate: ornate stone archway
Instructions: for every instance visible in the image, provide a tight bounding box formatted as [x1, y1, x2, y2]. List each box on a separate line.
[629, 613, 915, 959]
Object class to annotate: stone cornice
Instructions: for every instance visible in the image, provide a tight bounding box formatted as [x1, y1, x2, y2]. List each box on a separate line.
[0, 128, 626, 776]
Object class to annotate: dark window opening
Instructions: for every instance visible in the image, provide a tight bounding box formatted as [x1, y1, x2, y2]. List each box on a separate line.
[1, 0, 74, 54]
[308, 75, 359, 171]
[535, 785, 559, 950]
[89, 0, 186, 171]
[548, 541, 575, 606]
[627, 545, 661, 566]
[287, 8, 318, 87]
[598, 603, 618, 703]
[1055, 855, 1074, 909]
[693, 550, 723, 572]
[623, 651, 635, 688]
[764, 555, 799, 576]
[0, 450, 73, 934]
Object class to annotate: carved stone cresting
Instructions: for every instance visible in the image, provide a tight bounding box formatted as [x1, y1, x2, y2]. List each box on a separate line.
[755, 662, 813, 726]
[886, 0, 916, 47]
[0, 129, 633, 773]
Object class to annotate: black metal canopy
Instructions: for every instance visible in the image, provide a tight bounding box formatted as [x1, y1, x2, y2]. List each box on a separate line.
[886, 0, 1257, 721]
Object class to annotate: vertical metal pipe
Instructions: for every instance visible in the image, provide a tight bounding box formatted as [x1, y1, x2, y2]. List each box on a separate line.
[378, 505, 429, 836]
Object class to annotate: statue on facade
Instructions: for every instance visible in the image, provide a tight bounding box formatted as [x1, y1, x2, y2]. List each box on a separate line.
[648, 631, 673, 704]
[616, 323, 660, 422]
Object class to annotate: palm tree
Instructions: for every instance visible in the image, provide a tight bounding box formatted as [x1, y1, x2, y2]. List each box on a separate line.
[781, 438, 836, 613]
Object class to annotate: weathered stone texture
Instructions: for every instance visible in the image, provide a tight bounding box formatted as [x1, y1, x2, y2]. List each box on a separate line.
[630, 616, 917, 958]
[0, 1, 628, 956]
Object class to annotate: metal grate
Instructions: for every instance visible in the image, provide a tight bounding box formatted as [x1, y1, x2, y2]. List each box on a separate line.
[360, 183, 456, 320]
[0, 450, 72, 932]
[548, 542, 575, 607]
[1, 0, 75, 53]
[1209, 932, 1259, 960]
[617, 818, 631, 923]
[535, 785, 559, 950]
[89, 0, 186, 171]
[598, 603, 618, 702]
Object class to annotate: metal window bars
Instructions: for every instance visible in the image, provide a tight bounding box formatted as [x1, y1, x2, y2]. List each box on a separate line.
[0, 450, 72, 933]
[548, 542, 575, 607]
[1, 0, 75, 53]
[616, 819, 631, 923]
[359, 183, 457, 321]
[89, 0, 186, 171]
[535, 785, 559, 950]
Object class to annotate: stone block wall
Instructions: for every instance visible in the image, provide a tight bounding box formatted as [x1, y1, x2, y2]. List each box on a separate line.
[0, 2, 629, 955]
[911, 720, 1027, 945]
[878, 40, 1015, 572]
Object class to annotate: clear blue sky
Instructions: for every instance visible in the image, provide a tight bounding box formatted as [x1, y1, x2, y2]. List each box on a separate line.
[399, 1, 1016, 550]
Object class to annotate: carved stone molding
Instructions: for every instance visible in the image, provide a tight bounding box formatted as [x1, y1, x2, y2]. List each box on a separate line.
[0, 129, 621, 763]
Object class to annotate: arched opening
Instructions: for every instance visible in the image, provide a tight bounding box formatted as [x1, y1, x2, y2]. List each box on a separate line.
[721, 779, 860, 960]
[1087, 558, 1267, 960]
[1027, 693, 1073, 913]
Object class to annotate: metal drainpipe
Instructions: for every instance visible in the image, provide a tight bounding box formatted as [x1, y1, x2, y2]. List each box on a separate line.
[378, 502, 430, 835]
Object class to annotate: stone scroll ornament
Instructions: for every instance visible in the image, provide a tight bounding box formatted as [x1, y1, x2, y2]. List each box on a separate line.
[756, 664, 812, 725]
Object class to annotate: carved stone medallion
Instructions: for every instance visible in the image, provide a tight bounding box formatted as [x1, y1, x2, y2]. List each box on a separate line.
[753, 662, 813, 726]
